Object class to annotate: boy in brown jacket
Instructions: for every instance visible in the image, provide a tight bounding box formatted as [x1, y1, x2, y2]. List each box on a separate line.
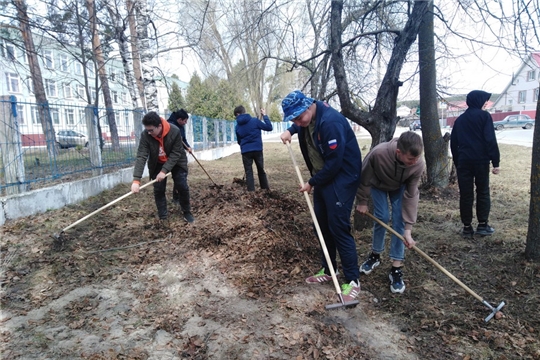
[356, 131, 424, 293]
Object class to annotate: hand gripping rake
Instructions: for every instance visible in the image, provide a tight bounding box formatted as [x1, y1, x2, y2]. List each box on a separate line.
[286, 142, 358, 310]
[51, 173, 171, 249]
[364, 212, 505, 322]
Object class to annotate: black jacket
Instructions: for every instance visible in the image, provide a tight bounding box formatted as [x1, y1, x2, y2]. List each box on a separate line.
[450, 90, 500, 167]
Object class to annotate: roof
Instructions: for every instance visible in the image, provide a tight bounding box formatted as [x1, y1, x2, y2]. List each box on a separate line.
[532, 52, 540, 67]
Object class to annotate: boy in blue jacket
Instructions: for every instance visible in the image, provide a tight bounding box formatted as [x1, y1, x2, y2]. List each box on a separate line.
[280, 90, 362, 302]
[234, 105, 273, 191]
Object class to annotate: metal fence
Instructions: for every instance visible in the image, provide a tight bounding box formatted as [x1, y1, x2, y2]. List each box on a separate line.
[0, 96, 289, 197]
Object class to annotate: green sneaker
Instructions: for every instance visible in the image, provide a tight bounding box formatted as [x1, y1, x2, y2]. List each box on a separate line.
[305, 268, 338, 284]
[341, 280, 361, 302]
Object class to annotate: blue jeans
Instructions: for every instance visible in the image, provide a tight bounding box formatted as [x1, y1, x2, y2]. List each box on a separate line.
[370, 186, 406, 262]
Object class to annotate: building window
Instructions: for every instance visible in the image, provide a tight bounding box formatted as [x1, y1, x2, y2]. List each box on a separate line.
[45, 79, 57, 97]
[90, 87, 96, 102]
[50, 108, 60, 125]
[5, 43, 16, 61]
[76, 84, 85, 99]
[75, 62, 83, 75]
[121, 92, 127, 104]
[64, 83, 73, 98]
[527, 70, 536, 81]
[65, 109, 75, 125]
[43, 50, 54, 69]
[31, 106, 40, 124]
[79, 109, 86, 123]
[16, 105, 25, 124]
[6, 72, 20, 93]
[59, 54, 69, 72]
[112, 91, 118, 104]
[518, 91, 526, 103]
[535, 88, 539, 102]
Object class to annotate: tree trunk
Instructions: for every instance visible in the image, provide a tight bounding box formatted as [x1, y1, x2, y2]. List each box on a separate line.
[86, 0, 120, 150]
[106, 3, 140, 109]
[331, 0, 430, 149]
[525, 95, 540, 261]
[13, 0, 58, 162]
[134, 0, 158, 112]
[419, 0, 450, 188]
[125, 0, 146, 109]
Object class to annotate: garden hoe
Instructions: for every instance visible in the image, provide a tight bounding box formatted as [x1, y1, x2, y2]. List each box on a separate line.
[286, 142, 359, 310]
[364, 212, 505, 322]
[183, 141, 222, 189]
[51, 173, 171, 250]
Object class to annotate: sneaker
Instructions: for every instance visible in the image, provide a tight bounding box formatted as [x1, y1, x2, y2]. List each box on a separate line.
[360, 253, 380, 275]
[476, 223, 495, 236]
[183, 212, 195, 223]
[305, 268, 338, 284]
[389, 268, 405, 294]
[341, 280, 361, 302]
[461, 225, 475, 239]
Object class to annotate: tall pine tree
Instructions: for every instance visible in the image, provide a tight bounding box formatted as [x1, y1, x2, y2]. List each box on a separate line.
[167, 82, 185, 112]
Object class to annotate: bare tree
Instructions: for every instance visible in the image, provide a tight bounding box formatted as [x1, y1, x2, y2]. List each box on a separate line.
[86, 0, 120, 150]
[12, 0, 58, 162]
[419, 0, 450, 188]
[125, 0, 145, 109]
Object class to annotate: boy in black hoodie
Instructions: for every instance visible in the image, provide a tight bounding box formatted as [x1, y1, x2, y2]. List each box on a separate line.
[450, 90, 500, 238]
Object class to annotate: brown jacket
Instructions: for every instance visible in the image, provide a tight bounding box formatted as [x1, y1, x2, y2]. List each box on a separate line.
[356, 138, 424, 229]
[133, 118, 187, 181]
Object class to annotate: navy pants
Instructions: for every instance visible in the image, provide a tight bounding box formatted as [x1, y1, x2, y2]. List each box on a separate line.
[456, 162, 491, 225]
[152, 164, 190, 219]
[313, 182, 359, 282]
[242, 151, 269, 191]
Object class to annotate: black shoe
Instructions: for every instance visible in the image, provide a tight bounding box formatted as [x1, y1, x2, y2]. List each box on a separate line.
[360, 253, 380, 275]
[389, 268, 405, 294]
[461, 225, 475, 239]
[476, 223, 495, 236]
[183, 212, 195, 223]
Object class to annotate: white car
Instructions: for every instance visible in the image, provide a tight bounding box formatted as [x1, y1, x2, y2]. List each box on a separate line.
[56, 130, 88, 148]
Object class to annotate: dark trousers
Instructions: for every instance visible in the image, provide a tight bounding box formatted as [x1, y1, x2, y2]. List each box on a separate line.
[241, 151, 269, 191]
[313, 182, 359, 282]
[152, 164, 190, 219]
[456, 162, 491, 225]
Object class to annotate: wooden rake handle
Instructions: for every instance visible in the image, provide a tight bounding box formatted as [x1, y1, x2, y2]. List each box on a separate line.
[62, 172, 171, 233]
[286, 142, 342, 296]
[363, 211, 484, 303]
[183, 141, 218, 187]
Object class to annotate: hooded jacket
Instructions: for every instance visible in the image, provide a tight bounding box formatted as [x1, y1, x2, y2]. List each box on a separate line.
[167, 112, 191, 149]
[235, 113, 273, 153]
[356, 138, 424, 229]
[133, 118, 187, 181]
[450, 90, 500, 167]
[287, 101, 362, 192]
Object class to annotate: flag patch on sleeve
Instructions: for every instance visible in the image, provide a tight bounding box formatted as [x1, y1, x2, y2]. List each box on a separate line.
[328, 139, 337, 150]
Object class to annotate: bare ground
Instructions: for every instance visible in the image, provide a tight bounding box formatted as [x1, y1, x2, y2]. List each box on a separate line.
[1, 142, 539, 359]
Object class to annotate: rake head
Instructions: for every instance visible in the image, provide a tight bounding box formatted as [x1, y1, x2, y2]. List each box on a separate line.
[50, 232, 67, 251]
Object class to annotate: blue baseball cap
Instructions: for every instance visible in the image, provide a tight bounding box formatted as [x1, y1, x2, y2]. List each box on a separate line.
[281, 90, 315, 122]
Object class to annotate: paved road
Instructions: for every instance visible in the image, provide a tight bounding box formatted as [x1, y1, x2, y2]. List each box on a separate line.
[264, 126, 535, 148]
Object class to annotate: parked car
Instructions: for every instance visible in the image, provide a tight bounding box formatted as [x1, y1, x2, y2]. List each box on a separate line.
[493, 114, 535, 130]
[56, 130, 88, 148]
[409, 120, 421, 131]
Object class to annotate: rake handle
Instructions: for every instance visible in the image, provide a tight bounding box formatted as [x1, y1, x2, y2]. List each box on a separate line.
[183, 141, 218, 187]
[62, 173, 171, 233]
[286, 142, 343, 297]
[364, 212, 484, 303]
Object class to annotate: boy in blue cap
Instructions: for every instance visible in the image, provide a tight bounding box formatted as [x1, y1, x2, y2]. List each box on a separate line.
[280, 90, 362, 302]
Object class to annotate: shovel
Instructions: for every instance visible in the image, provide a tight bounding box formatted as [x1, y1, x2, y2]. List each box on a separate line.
[364, 211, 505, 322]
[286, 141, 359, 310]
[51, 173, 171, 249]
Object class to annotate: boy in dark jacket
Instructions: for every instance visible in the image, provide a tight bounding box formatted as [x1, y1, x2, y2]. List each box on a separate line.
[167, 109, 193, 220]
[280, 90, 362, 303]
[234, 105, 273, 191]
[450, 90, 500, 237]
[131, 111, 194, 223]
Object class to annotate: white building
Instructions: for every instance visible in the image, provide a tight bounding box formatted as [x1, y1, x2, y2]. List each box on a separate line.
[0, 24, 187, 144]
[492, 52, 540, 113]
